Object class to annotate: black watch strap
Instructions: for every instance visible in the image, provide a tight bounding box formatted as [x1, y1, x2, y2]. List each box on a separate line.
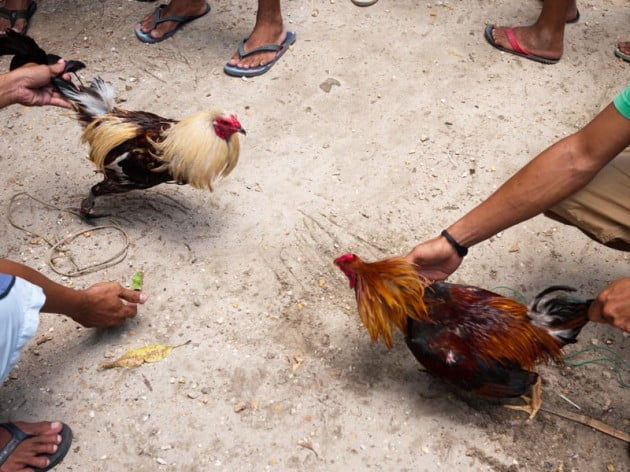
[441, 229, 468, 257]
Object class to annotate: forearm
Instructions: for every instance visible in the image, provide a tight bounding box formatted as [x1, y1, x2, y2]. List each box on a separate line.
[447, 103, 630, 247]
[0, 259, 86, 316]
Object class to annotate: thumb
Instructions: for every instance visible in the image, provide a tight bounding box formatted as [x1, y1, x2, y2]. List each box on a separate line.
[48, 59, 67, 75]
[119, 287, 148, 304]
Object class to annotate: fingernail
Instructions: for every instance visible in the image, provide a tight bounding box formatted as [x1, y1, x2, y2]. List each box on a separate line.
[51, 422, 61, 429]
[52, 444, 58, 452]
[139, 294, 148, 303]
[56, 434, 62, 443]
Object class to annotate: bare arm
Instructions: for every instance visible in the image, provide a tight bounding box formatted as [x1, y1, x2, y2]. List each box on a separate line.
[0, 259, 146, 328]
[405, 102, 630, 332]
[448, 103, 630, 247]
[407, 103, 630, 279]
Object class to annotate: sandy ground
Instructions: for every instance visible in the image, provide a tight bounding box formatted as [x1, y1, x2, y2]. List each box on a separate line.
[0, 0, 629, 470]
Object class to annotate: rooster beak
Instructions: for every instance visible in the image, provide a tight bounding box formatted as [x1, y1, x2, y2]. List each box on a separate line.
[238, 127, 247, 136]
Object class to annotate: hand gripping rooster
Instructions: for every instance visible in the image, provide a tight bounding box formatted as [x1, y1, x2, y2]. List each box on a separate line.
[334, 254, 593, 419]
[0, 31, 245, 217]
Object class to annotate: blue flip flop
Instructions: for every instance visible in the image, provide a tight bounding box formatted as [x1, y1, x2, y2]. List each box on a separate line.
[0, 423, 73, 472]
[224, 31, 296, 78]
[135, 2, 210, 44]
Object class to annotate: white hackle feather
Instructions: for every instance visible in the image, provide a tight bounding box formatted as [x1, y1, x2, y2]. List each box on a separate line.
[150, 110, 240, 191]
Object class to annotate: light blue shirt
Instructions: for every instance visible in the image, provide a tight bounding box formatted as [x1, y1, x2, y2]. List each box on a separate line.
[0, 274, 44, 382]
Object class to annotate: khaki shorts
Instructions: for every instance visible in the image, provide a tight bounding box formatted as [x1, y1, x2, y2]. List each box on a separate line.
[546, 148, 630, 251]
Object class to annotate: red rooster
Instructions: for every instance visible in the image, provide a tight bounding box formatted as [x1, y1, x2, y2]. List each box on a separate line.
[0, 32, 245, 217]
[334, 254, 592, 419]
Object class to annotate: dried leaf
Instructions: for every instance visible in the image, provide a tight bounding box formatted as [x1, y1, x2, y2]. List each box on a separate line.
[100, 340, 190, 369]
[292, 353, 304, 370]
[130, 272, 144, 291]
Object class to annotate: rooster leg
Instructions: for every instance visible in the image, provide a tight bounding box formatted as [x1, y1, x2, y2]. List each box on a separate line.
[78, 191, 111, 221]
[504, 376, 542, 420]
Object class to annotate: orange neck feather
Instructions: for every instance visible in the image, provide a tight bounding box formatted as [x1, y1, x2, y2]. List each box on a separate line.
[351, 257, 430, 349]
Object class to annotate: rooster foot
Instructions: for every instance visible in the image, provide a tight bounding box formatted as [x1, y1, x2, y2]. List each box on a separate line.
[72, 205, 112, 225]
[504, 376, 542, 420]
[78, 193, 111, 223]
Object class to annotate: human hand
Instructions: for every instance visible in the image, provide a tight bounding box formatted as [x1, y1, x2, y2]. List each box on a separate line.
[70, 282, 147, 328]
[405, 235, 463, 281]
[7, 60, 71, 108]
[588, 278, 630, 332]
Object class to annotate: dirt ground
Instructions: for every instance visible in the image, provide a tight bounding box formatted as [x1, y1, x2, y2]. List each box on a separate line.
[0, 0, 628, 470]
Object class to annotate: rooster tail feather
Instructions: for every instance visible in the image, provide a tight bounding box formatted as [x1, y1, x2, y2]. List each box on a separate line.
[0, 30, 45, 68]
[528, 286, 592, 345]
[55, 77, 116, 121]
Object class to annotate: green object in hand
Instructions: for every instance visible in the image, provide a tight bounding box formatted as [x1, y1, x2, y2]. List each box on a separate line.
[131, 272, 144, 291]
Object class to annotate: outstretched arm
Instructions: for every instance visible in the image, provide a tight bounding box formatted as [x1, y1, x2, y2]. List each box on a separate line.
[0, 60, 70, 109]
[407, 102, 630, 279]
[0, 259, 146, 328]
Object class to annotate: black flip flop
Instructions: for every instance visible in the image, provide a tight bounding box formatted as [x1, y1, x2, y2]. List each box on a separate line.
[135, 2, 211, 44]
[0, 423, 73, 472]
[0, 1, 37, 35]
[224, 31, 297, 77]
[484, 24, 560, 65]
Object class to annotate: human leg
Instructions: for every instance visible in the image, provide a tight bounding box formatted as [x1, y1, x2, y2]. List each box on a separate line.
[225, 0, 294, 75]
[485, 0, 576, 62]
[545, 148, 630, 251]
[135, 0, 210, 43]
[0, 0, 36, 35]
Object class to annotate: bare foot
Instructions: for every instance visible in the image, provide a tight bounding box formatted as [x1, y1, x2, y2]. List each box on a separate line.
[0, 422, 62, 471]
[227, 3, 285, 71]
[489, 25, 563, 60]
[616, 41, 630, 58]
[0, 0, 33, 34]
[565, 0, 578, 22]
[135, 0, 208, 41]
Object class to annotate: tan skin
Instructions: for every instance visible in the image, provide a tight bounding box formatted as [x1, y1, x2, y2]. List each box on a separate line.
[0, 0, 31, 34]
[136, 0, 286, 71]
[617, 42, 630, 58]
[488, 0, 578, 60]
[406, 102, 630, 333]
[0, 66, 146, 470]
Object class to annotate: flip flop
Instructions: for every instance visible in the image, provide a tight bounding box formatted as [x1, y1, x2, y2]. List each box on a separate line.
[0, 423, 73, 472]
[352, 0, 379, 6]
[484, 24, 559, 65]
[566, 9, 580, 24]
[0, 1, 37, 35]
[614, 42, 630, 63]
[224, 31, 296, 78]
[135, 2, 211, 44]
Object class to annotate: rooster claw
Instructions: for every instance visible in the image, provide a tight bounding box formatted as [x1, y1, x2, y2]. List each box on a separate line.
[504, 377, 542, 420]
[70, 208, 112, 225]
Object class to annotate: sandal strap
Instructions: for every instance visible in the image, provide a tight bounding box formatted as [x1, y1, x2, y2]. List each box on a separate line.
[0, 423, 30, 467]
[152, 3, 207, 27]
[237, 39, 283, 59]
[0, 1, 36, 26]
